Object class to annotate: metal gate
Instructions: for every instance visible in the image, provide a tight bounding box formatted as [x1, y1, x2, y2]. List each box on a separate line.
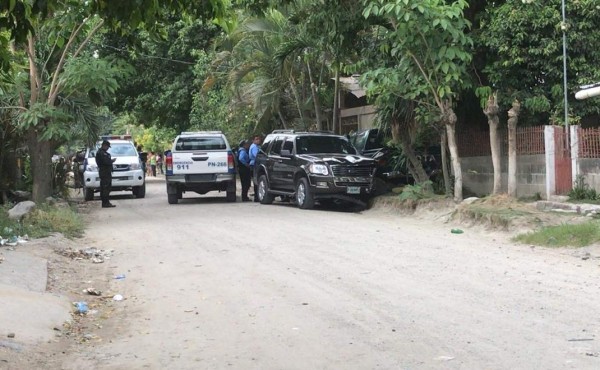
[554, 127, 572, 194]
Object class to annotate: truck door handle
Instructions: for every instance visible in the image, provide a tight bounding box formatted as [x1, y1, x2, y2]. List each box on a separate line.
[191, 157, 208, 161]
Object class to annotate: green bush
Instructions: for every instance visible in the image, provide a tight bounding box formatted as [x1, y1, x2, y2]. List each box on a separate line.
[398, 181, 434, 201]
[569, 175, 598, 201]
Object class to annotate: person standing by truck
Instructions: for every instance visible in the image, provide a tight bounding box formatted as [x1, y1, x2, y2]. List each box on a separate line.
[237, 140, 251, 201]
[95, 140, 116, 208]
[249, 135, 262, 201]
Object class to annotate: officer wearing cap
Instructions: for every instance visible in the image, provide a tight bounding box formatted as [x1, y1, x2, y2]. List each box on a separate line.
[95, 140, 116, 208]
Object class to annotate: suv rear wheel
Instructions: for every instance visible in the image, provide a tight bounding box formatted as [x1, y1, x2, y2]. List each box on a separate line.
[257, 175, 274, 204]
[295, 177, 314, 209]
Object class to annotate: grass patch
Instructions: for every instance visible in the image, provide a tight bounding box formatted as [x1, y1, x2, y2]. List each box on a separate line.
[1, 203, 85, 239]
[453, 194, 534, 229]
[454, 205, 531, 229]
[514, 220, 600, 247]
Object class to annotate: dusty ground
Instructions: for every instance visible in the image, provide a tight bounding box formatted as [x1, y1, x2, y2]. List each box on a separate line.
[2, 178, 600, 369]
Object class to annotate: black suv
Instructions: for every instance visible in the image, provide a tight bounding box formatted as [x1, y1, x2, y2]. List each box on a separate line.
[253, 130, 377, 209]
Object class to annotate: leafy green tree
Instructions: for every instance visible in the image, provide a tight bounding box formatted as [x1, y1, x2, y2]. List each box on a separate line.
[1, 0, 227, 202]
[104, 16, 220, 132]
[363, 0, 473, 201]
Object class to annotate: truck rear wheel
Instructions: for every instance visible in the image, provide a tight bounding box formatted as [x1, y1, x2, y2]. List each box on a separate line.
[168, 193, 178, 204]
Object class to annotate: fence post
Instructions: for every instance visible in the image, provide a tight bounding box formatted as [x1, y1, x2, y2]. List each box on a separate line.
[570, 125, 579, 184]
[544, 125, 556, 199]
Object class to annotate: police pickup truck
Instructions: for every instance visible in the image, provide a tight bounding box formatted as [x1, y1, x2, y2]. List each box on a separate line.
[165, 131, 236, 204]
[82, 135, 145, 201]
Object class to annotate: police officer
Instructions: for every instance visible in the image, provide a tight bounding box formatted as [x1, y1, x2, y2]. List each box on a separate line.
[237, 140, 251, 201]
[249, 135, 262, 201]
[96, 140, 116, 208]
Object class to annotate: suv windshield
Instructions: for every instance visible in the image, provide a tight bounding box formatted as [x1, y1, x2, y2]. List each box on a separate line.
[175, 137, 226, 151]
[296, 136, 357, 155]
[89, 143, 137, 158]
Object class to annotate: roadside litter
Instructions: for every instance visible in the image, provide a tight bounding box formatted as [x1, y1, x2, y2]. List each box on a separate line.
[55, 247, 114, 263]
[113, 294, 124, 301]
[83, 288, 102, 296]
[0, 228, 29, 247]
[74, 301, 89, 314]
[114, 274, 126, 280]
[450, 228, 464, 234]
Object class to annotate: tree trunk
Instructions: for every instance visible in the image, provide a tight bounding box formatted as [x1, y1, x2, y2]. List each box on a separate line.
[306, 61, 323, 131]
[27, 130, 55, 203]
[507, 99, 521, 197]
[440, 128, 452, 196]
[483, 93, 501, 194]
[399, 131, 429, 185]
[332, 67, 340, 134]
[289, 76, 305, 130]
[442, 101, 462, 201]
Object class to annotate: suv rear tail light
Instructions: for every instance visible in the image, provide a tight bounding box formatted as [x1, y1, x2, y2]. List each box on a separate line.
[166, 153, 173, 175]
[228, 152, 235, 173]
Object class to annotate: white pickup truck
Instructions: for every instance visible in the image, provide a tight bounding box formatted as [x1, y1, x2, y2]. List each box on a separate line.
[165, 131, 237, 204]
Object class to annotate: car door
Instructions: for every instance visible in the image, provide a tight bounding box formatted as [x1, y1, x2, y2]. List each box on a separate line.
[268, 136, 285, 189]
[278, 137, 296, 191]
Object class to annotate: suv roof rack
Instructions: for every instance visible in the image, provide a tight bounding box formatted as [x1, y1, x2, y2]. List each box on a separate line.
[180, 131, 223, 135]
[271, 129, 295, 134]
[100, 134, 132, 141]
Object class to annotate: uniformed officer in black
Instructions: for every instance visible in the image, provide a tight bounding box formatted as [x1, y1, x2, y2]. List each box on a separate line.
[95, 140, 116, 208]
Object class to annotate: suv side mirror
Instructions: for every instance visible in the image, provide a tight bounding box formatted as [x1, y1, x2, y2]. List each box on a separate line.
[280, 149, 293, 157]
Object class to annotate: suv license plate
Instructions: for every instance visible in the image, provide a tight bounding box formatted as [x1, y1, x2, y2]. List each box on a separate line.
[347, 186, 360, 194]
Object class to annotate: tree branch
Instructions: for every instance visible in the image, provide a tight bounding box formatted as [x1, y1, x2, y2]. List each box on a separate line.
[407, 50, 443, 111]
[48, 22, 85, 105]
[26, 35, 40, 106]
[73, 19, 104, 59]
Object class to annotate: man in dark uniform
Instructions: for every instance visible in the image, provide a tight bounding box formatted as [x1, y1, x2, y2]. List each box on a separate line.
[95, 140, 116, 208]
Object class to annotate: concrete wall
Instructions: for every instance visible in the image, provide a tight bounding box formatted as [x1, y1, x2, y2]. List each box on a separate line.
[461, 154, 546, 198]
[340, 105, 377, 131]
[577, 159, 600, 190]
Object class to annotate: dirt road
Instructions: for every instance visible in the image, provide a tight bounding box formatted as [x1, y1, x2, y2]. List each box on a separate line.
[59, 177, 600, 369]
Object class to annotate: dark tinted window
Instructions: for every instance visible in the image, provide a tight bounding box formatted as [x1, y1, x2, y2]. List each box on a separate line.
[175, 137, 226, 151]
[270, 137, 284, 155]
[296, 136, 357, 155]
[261, 136, 273, 152]
[282, 139, 294, 152]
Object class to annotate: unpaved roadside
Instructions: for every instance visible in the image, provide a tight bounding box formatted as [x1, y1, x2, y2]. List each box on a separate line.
[5, 177, 600, 369]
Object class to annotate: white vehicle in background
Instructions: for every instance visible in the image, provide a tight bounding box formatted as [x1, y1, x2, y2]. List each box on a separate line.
[165, 131, 236, 204]
[83, 135, 146, 201]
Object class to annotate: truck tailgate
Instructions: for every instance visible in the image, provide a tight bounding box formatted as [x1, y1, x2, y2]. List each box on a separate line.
[171, 151, 230, 174]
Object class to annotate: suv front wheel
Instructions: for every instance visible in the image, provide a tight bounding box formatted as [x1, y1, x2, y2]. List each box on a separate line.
[295, 177, 315, 209]
[257, 175, 274, 204]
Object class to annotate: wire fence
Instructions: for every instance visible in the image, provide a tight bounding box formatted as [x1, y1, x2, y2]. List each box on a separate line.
[578, 127, 600, 158]
[457, 126, 545, 157]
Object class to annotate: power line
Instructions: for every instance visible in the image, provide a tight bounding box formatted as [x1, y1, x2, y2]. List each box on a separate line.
[101, 45, 196, 65]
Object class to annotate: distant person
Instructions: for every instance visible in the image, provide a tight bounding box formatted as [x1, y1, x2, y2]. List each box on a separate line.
[157, 153, 164, 175]
[95, 140, 116, 208]
[149, 151, 157, 176]
[237, 140, 251, 201]
[137, 145, 148, 176]
[249, 135, 262, 201]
